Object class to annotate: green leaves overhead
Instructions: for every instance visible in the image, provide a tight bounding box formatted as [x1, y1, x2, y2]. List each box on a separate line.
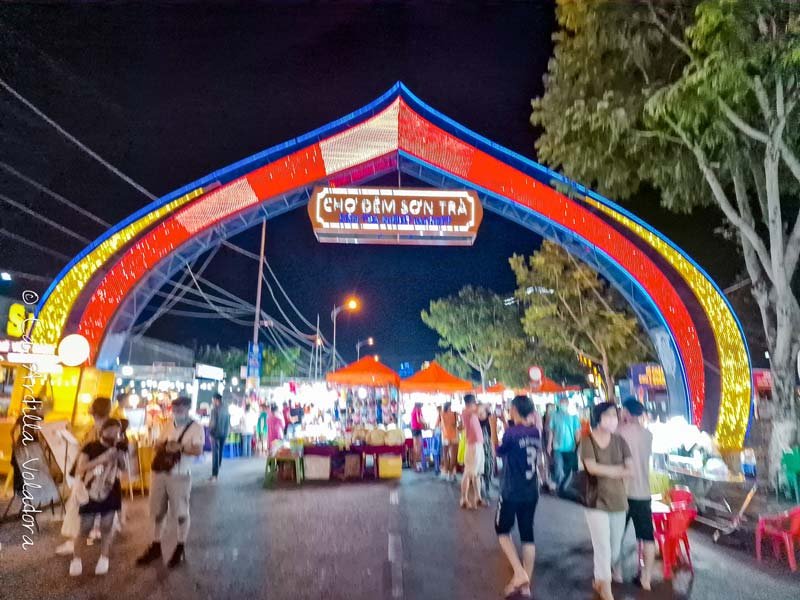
[421, 286, 523, 388]
[510, 242, 650, 399]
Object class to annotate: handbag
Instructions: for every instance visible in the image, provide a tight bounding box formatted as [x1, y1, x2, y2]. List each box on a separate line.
[559, 436, 598, 508]
[151, 421, 193, 473]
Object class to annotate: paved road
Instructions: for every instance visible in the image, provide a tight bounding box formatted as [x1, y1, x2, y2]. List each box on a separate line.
[1, 457, 796, 600]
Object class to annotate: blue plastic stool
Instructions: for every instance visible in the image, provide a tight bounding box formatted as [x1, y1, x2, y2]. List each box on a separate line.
[223, 433, 240, 458]
[422, 433, 442, 474]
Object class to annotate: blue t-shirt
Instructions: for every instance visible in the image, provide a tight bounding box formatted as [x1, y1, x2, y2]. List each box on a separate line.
[497, 424, 541, 502]
[550, 410, 580, 452]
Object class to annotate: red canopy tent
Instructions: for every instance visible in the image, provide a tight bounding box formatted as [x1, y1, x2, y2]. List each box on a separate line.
[326, 356, 400, 388]
[399, 361, 473, 394]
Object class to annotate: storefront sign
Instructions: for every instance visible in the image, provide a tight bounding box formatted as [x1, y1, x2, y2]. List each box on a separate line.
[753, 368, 772, 391]
[528, 366, 543, 383]
[5, 302, 33, 338]
[247, 341, 262, 379]
[308, 187, 483, 246]
[195, 363, 224, 381]
[0, 338, 59, 367]
[630, 363, 666, 389]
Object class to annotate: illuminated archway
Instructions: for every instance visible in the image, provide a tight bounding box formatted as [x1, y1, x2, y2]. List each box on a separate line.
[32, 83, 751, 449]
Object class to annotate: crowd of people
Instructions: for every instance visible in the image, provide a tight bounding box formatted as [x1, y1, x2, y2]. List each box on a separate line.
[414, 394, 653, 600]
[55, 389, 653, 600]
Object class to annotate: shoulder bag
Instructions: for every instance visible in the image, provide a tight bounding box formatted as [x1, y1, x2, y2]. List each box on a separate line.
[151, 421, 194, 473]
[559, 434, 599, 508]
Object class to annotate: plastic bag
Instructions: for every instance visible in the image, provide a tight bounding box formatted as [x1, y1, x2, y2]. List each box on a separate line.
[457, 431, 466, 465]
[60, 492, 81, 539]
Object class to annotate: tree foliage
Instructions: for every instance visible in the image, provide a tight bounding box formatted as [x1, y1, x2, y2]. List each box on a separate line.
[532, 0, 800, 418]
[196, 344, 246, 379]
[261, 346, 301, 381]
[491, 333, 587, 389]
[421, 286, 523, 389]
[510, 242, 651, 400]
[433, 351, 474, 381]
[196, 344, 301, 382]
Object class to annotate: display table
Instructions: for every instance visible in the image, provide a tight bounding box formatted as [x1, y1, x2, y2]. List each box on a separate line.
[264, 453, 303, 488]
[298, 444, 405, 481]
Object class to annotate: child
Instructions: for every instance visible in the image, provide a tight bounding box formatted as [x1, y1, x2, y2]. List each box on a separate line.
[496, 395, 541, 598]
[69, 418, 126, 576]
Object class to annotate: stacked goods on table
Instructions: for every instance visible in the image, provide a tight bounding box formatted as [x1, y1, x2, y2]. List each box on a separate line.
[350, 425, 404, 448]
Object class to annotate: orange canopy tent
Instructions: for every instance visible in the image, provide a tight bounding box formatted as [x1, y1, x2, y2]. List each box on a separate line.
[477, 378, 580, 396]
[530, 376, 581, 394]
[326, 356, 400, 388]
[399, 361, 474, 394]
[484, 383, 509, 394]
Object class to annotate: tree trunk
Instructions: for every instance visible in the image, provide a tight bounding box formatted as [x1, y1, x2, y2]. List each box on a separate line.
[767, 326, 799, 486]
[600, 356, 615, 403]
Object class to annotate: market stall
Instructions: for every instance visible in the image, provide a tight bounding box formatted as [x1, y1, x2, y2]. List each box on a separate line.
[265, 357, 405, 484]
[650, 416, 758, 541]
[400, 361, 473, 427]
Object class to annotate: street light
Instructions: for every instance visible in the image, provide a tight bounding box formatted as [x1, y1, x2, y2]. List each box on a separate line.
[0, 272, 11, 281]
[356, 336, 374, 360]
[331, 296, 360, 371]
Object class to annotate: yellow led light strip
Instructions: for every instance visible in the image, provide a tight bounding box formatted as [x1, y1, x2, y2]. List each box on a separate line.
[585, 198, 751, 450]
[32, 187, 205, 346]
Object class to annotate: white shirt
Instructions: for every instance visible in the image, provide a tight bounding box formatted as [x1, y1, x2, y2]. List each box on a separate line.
[243, 411, 259, 435]
[158, 419, 205, 476]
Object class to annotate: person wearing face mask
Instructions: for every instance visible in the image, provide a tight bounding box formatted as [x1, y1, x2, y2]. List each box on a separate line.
[549, 397, 581, 493]
[580, 402, 634, 600]
[136, 396, 204, 568]
[56, 396, 113, 557]
[68, 419, 127, 577]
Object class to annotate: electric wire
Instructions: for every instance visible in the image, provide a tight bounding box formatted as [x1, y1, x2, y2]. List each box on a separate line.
[0, 76, 157, 200]
[0, 192, 91, 244]
[0, 228, 71, 261]
[0, 161, 111, 227]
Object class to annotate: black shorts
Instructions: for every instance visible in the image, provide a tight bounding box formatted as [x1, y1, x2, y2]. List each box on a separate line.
[495, 496, 538, 543]
[411, 429, 423, 438]
[626, 498, 654, 542]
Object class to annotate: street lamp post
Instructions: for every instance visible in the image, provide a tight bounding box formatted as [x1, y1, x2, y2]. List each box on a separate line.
[356, 337, 374, 360]
[331, 297, 359, 372]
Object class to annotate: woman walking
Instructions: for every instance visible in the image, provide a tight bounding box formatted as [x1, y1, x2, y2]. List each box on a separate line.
[580, 402, 633, 600]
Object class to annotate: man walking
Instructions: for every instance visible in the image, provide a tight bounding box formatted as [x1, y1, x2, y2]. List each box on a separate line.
[617, 398, 655, 590]
[208, 393, 229, 482]
[136, 396, 204, 568]
[549, 397, 580, 492]
[496, 395, 541, 598]
[460, 394, 486, 509]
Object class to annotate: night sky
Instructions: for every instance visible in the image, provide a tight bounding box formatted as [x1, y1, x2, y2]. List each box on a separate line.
[0, 2, 741, 369]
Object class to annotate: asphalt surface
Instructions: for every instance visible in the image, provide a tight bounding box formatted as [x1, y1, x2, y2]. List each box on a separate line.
[1, 457, 797, 600]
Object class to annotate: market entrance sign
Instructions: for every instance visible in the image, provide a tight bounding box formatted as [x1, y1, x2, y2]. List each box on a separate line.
[33, 84, 752, 449]
[308, 187, 483, 246]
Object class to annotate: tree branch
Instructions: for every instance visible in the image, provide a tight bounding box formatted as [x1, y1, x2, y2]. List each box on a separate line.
[753, 76, 774, 124]
[718, 99, 770, 144]
[455, 348, 481, 373]
[665, 116, 775, 283]
[779, 139, 800, 185]
[645, 0, 694, 61]
[631, 128, 683, 145]
[748, 156, 769, 223]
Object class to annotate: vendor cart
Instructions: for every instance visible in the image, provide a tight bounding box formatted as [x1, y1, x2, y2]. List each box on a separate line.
[666, 463, 758, 542]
